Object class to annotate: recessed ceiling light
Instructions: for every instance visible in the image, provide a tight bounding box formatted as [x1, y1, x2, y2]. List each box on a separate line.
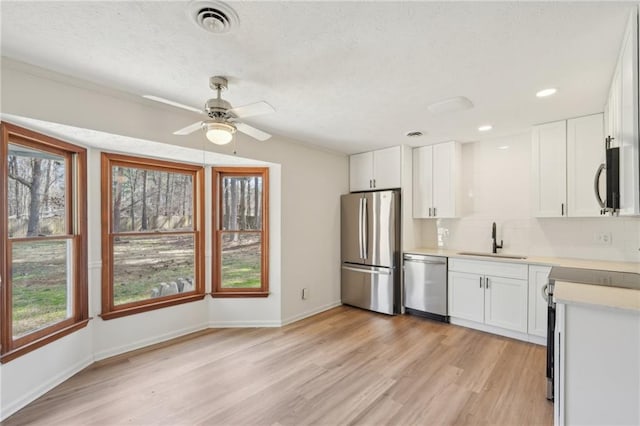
[498, 145, 510, 150]
[406, 131, 424, 137]
[536, 88, 557, 98]
[478, 125, 493, 132]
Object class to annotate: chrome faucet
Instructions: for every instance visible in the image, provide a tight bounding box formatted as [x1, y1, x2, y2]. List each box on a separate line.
[492, 222, 503, 254]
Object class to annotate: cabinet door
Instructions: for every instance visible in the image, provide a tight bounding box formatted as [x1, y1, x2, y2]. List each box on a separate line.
[567, 114, 604, 217]
[484, 275, 528, 333]
[618, 12, 640, 216]
[432, 141, 458, 218]
[606, 70, 621, 142]
[349, 151, 373, 192]
[448, 271, 484, 323]
[372, 146, 401, 190]
[528, 266, 551, 338]
[532, 121, 567, 217]
[412, 145, 433, 218]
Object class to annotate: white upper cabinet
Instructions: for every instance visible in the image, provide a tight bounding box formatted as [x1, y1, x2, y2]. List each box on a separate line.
[532, 114, 604, 218]
[373, 146, 402, 190]
[349, 146, 401, 192]
[617, 11, 639, 215]
[567, 114, 605, 217]
[532, 120, 567, 217]
[412, 141, 460, 218]
[349, 151, 373, 192]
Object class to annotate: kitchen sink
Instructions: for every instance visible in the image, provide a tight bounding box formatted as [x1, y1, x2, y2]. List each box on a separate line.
[456, 251, 528, 260]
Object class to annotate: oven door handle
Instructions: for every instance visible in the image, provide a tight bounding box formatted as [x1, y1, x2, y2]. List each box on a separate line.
[542, 283, 549, 302]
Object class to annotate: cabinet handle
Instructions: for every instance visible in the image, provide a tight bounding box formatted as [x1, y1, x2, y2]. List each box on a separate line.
[369, 179, 372, 188]
[434, 207, 437, 216]
[373, 178, 376, 188]
[486, 278, 490, 289]
[561, 203, 564, 216]
[479, 277, 483, 288]
[428, 207, 432, 217]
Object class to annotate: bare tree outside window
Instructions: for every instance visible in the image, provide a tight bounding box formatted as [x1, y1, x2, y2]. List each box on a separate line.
[213, 168, 269, 296]
[101, 154, 204, 319]
[1, 123, 89, 363]
[7, 144, 66, 238]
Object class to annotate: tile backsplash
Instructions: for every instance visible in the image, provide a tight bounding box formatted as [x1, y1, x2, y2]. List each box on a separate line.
[418, 131, 640, 263]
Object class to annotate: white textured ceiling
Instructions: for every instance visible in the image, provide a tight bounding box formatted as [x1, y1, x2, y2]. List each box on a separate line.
[0, 1, 635, 154]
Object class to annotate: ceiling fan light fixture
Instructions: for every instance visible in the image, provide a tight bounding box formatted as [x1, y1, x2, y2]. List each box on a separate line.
[204, 121, 236, 145]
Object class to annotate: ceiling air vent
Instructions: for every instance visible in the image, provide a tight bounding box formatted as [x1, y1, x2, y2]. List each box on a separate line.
[188, 1, 239, 34]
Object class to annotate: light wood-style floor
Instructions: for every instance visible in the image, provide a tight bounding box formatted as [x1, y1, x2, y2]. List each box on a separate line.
[4, 306, 552, 425]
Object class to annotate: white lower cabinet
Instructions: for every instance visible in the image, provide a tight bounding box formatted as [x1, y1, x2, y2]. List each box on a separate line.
[528, 265, 551, 338]
[448, 271, 484, 322]
[484, 275, 528, 333]
[448, 259, 528, 334]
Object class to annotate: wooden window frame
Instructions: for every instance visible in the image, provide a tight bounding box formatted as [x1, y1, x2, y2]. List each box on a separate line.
[100, 153, 205, 320]
[0, 122, 89, 363]
[212, 167, 269, 298]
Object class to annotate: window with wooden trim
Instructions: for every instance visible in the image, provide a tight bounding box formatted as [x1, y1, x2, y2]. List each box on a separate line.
[212, 167, 269, 297]
[0, 122, 89, 363]
[101, 153, 205, 319]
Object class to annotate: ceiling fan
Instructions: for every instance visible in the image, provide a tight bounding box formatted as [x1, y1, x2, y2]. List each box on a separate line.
[144, 76, 274, 145]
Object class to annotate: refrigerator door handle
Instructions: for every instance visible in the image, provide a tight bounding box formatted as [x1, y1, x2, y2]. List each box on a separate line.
[341, 265, 392, 275]
[362, 196, 368, 260]
[358, 197, 363, 259]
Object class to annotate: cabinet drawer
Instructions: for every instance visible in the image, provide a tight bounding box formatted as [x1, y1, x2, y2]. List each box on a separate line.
[448, 258, 528, 280]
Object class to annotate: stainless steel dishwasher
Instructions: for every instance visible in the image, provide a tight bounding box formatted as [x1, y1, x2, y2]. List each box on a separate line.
[403, 254, 448, 322]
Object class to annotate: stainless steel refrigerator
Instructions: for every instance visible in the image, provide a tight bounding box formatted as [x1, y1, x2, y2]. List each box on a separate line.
[341, 190, 400, 315]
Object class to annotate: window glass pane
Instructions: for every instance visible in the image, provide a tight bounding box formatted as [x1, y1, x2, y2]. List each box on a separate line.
[7, 143, 66, 238]
[221, 233, 261, 288]
[221, 176, 262, 231]
[112, 166, 193, 233]
[113, 234, 195, 305]
[11, 239, 72, 338]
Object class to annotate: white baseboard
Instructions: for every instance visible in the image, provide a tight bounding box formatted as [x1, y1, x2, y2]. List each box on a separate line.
[93, 322, 209, 361]
[449, 317, 546, 346]
[208, 319, 282, 328]
[281, 301, 342, 326]
[2, 355, 93, 421]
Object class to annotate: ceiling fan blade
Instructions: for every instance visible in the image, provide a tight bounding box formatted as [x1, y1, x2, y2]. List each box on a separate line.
[173, 121, 203, 135]
[236, 122, 272, 141]
[143, 95, 203, 114]
[228, 101, 275, 118]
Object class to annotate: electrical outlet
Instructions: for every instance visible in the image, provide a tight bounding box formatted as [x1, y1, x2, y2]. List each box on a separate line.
[594, 232, 612, 245]
[302, 288, 309, 300]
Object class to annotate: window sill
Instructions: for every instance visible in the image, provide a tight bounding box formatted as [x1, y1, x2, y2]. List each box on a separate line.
[1, 318, 91, 364]
[210, 291, 270, 298]
[100, 293, 206, 320]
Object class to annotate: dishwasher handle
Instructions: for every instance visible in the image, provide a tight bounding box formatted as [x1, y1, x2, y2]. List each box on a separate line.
[403, 256, 446, 265]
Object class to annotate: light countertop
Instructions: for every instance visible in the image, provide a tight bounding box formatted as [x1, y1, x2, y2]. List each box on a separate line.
[404, 247, 640, 274]
[554, 280, 640, 312]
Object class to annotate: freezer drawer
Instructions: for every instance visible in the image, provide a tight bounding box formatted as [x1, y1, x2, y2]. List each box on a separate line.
[341, 264, 397, 315]
[403, 254, 448, 320]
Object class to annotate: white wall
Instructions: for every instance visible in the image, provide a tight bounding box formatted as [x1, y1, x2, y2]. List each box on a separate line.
[0, 58, 347, 419]
[418, 132, 640, 262]
[0, 327, 93, 419]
